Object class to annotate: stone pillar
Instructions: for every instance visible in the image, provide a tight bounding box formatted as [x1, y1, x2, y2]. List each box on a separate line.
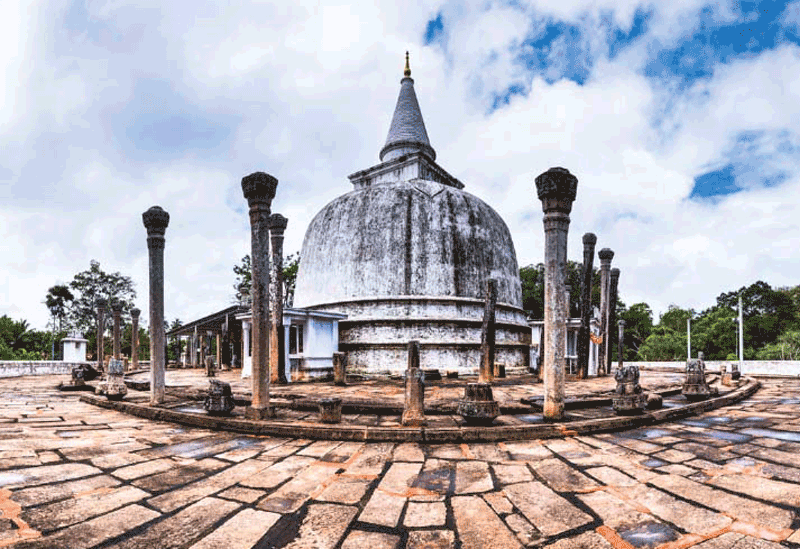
[402, 340, 426, 426]
[193, 327, 199, 368]
[216, 333, 222, 370]
[333, 352, 347, 386]
[131, 308, 140, 371]
[142, 205, 170, 405]
[597, 248, 614, 376]
[479, 279, 497, 384]
[617, 319, 625, 369]
[269, 214, 288, 384]
[608, 268, 620, 368]
[111, 302, 122, 360]
[242, 172, 278, 419]
[577, 233, 597, 379]
[96, 298, 107, 372]
[241, 321, 252, 377]
[535, 167, 578, 421]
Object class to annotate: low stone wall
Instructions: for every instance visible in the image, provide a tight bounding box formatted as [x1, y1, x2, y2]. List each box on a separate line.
[0, 361, 86, 378]
[630, 360, 800, 377]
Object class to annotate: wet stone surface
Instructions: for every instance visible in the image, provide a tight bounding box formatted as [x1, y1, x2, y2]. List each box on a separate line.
[1, 373, 800, 548]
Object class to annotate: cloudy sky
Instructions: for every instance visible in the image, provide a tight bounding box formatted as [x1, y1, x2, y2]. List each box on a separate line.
[3, 0, 799, 331]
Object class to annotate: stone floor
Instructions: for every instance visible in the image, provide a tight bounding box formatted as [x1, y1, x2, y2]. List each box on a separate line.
[1, 374, 800, 548]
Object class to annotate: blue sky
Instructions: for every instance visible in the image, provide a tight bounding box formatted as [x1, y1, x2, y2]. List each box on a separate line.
[2, 0, 800, 329]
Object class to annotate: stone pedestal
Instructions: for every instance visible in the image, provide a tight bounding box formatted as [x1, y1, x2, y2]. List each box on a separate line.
[318, 398, 342, 424]
[535, 167, 578, 420]
[612, 365, 645, 415]
[204, 380, 235, 416]
[143, 205, 169, 405]
[96, 358, 127, 401]
[70, 364, 99, 387]
[731, 363, 741, 380]
[458, 383, 499, 425]
[682, 353, 717, 401]
[242, 172, 278, 419]
[205, 356, 215, 377]
[402, 341, 426, 427]
[333, 352, 347, 386]
[646, 393, 663, 410]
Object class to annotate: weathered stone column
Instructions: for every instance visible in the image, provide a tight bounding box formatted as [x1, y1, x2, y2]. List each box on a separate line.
[608, 268, 621, 368]
[131, 308, 140, 371]
[96, 298, 107, 372]
[577, 233, 596, 379]
[333, 352, 347, 386]
[269, 214, 288, 384]
[597, 248, 614, 376]
[617, 319, 625, 368]
[216, 333, 222, 370]
[111, 302, 122, 360]
[402, 340, 426, 426]
[479, 279, 497, 384]
[142, 205, 170, 405]
[535, 167, 578, 421]
[242, 172, 278, 419]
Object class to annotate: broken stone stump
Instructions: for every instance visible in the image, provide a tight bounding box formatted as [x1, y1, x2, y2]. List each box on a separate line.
[318, 398, 342, 424]
[493, 362, 506, 378]
[70, 364, 99, 387]
[204, 379, 235, 416]
[645, 393, 663, 410]
[205, 356, 215, 377]
[731, 363, 741, 380]
[333, 352, 347, 386]
[402, 367, 426, 427]
[682, 354, 712, 401]
[457, 383, 499, 426]
[244, 406, 276, 420]
[96, 358, 127, 401]
[612, 365, 646, 415]
[446, 370, 459, 379]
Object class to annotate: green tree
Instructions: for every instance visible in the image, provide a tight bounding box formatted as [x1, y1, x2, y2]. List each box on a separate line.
[658, 305, 694, 333]
[618, 302, 653, 360]
[45, 284, 74, 333]
[233, 253, 301, 305]
[67, 260, 137, 335]
[757, 330, 800, 360]
[519, 260, 599, 319]
[638, 326, 687, 361]
[716, 281, 797, 351]
[692, 306, 737, 360]
[0, 316, 53, 360]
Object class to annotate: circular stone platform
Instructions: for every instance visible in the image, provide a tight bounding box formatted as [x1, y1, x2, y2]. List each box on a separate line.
[78, 369, 760, 442]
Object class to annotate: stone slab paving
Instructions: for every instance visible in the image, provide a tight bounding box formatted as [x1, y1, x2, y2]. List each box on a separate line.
[2, 375, 800, 548]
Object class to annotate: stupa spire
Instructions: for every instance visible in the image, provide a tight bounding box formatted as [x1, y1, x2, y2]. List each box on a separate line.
[379, 52, 436, 162]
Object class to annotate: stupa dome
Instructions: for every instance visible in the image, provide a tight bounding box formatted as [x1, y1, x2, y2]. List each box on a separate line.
[293, 54, 530, 374]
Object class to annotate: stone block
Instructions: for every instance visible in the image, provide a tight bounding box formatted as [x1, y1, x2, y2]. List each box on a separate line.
[493, 362, 506, 378]
[458, 383, 499, 425]
[318, 398, 342, 424]
[204, 380, 235, 416]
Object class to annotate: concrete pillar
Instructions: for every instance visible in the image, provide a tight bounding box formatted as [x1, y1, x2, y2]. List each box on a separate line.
[96, 298, 107, 372]
[617, 320, 626, 369]
[242, 172, 278, 419]
[111, 302, 122, 360]
[577, 233, 597, 379]
[479, 279, 497, 384]
[402, 340, 426, 426]
[536, 167, 578, 421]
[608, 268, 620, 367]
[142, 205, 170, 405]
[597, 248, 614, 376]
[269, 213, 288, 384]
[131, 308, 140, 371]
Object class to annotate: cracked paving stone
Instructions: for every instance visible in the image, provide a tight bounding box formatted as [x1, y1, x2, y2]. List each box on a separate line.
[691, 532, 785, 548]
[454, 461, 494, 494]
[505, 513, 538, 545]
[404, 501, 447, 527]
[625, 483, 731, 535]
[358, 489, 406, 527]
[491, 463, 533, 485]
[406, 529, 455, 549]
[504, 481, 592, 537]
[239, 455, 313, 490]
[543, 530, 614, 548]
[0, 463, 101, 489]
[187, 508, 280, 549]
[340, 530, 400, 549]
[258, 462, 339, 514]
[530, 458, 599, 492]
[10, 474, 120, 507]
[315, 475, 372, 505]
[281, 503, 357, 549]
[453, 495, 523, 548]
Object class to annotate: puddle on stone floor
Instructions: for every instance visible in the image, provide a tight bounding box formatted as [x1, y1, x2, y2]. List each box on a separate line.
[517, 415, 545, 424]
[739, 427, 800, 443]
[700, 429, 752, 443]
[618, 521, 679, 548]
[0, 472, 27, 486]
[641, 458, 668, 468]
[624, 428, 673, 440]
[174, 406, 206, 414]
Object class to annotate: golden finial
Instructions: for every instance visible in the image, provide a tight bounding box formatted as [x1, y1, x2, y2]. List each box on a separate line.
[404, 51, 411, 77]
